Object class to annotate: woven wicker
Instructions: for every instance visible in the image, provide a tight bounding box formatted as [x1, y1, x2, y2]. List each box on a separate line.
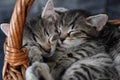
[2, 0, 120, 80]
[2, 0, 34, 80]
[108, 20, 120, 25]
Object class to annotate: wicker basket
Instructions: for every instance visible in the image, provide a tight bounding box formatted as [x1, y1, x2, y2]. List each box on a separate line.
[1, 0, 120, 80]
[2, 0, 34, 80]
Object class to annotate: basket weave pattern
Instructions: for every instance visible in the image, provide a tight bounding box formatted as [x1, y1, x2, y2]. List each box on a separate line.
[2, 0, 34, 80]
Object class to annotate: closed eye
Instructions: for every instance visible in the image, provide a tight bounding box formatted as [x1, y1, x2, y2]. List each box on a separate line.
[68, 31, 91, 39]
[68, 31, 74, 36]
[68, 31, 82, 37]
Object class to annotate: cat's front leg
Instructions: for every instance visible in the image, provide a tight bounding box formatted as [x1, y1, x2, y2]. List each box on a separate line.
[25, 42, 44, 63]
[26, 61, 54, 80]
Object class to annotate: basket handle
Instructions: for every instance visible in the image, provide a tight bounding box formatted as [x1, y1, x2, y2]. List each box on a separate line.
[2, 0, 34, 80]
[108, 20, 120, 25]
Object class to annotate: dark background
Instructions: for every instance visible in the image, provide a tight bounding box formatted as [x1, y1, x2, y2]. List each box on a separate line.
[0, 0, 120, 79]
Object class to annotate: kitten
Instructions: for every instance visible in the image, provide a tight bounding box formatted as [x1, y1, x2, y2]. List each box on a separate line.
[25, 0, 119, 80]
[1, 0, 119, 80]
[23, 15, 59, 62]
[27, 52, 119, 80]
[21, 0, 60, 62]
[56, 11, 108, 48]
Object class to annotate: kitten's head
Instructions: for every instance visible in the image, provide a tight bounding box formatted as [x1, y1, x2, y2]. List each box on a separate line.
[39, 0, 108, 49]
[32, 0, 60, 57]
[32, 19, 59, 57]
[0, 0, 60, 57]
[57, 11, 108, 48]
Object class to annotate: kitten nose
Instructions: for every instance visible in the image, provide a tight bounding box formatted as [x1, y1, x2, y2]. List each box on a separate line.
[45, 48, 51, 53]
[60, 38, 65, 42]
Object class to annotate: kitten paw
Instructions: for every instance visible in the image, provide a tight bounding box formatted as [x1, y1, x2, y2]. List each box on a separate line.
[26, 61, 53, 80]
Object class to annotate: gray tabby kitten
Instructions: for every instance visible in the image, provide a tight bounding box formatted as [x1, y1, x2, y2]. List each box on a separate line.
[23, 0, 61, 62]
[1, 0, 119, 80]
[23, 16, 59, 62]
[25, 0, 119, 80]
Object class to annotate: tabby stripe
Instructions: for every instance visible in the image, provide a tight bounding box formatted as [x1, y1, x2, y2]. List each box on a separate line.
[80, 48, 94, 56]
[67, 53, 80, 60]
[73, 73, 81, 80]
[33, 34, 37, 42]
[93, 54, 109, 59]
[74, 71, 88, 80]
[85, 65, 101, 73]
[69, 14, 81, 29]
[77, 51, 89, 58]
[60, 14, 64, 26]
[75, 50, 87, 57]
[81, 65, 93, 80]
[70, 56, 80, 61]
[85, 43, 96, 49]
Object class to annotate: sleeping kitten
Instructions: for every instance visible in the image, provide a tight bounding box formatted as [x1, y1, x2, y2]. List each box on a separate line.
[1, 0, 120, 80]
[26, 44, 120, 80]
[23, 14, 59, 62]
[56, 11, 108, 48]
[25, 0, 120, 80]
[25, 0, 119, 80]
[21, 0, 61, 63]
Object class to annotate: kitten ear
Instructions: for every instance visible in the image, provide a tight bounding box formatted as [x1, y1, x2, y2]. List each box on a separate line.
[42, 0, 56, 21]
[86, 14, 108, 31]
[0, 23, 10, 36]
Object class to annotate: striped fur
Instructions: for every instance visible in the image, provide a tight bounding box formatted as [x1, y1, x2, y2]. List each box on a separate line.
[24, 0, 120, 79]
[98, 23, 120, 78]
[62, 53, 119, 80]
[109, 41, 120, 78]
[51, 41, 119, 80]
[49, 41, 103, 75]
[24, 10, 120, 80]
[26, 41, 119, 80]
[23, 14, 60, 63]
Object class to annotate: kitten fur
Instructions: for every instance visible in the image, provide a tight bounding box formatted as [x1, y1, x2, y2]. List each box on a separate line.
[1, 0, 119, 80]
[25, 0, 119, 80]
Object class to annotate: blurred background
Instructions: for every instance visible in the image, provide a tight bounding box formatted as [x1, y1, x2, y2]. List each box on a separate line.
[0, 0, 120, 79]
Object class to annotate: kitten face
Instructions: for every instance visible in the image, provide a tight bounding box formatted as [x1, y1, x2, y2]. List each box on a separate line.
[30, 0, 60, 57]
[40, 0, 108, 49]
[33, 19, 59, 57]
[57, 11, 108, 48]
[58, 18, 95, 48]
